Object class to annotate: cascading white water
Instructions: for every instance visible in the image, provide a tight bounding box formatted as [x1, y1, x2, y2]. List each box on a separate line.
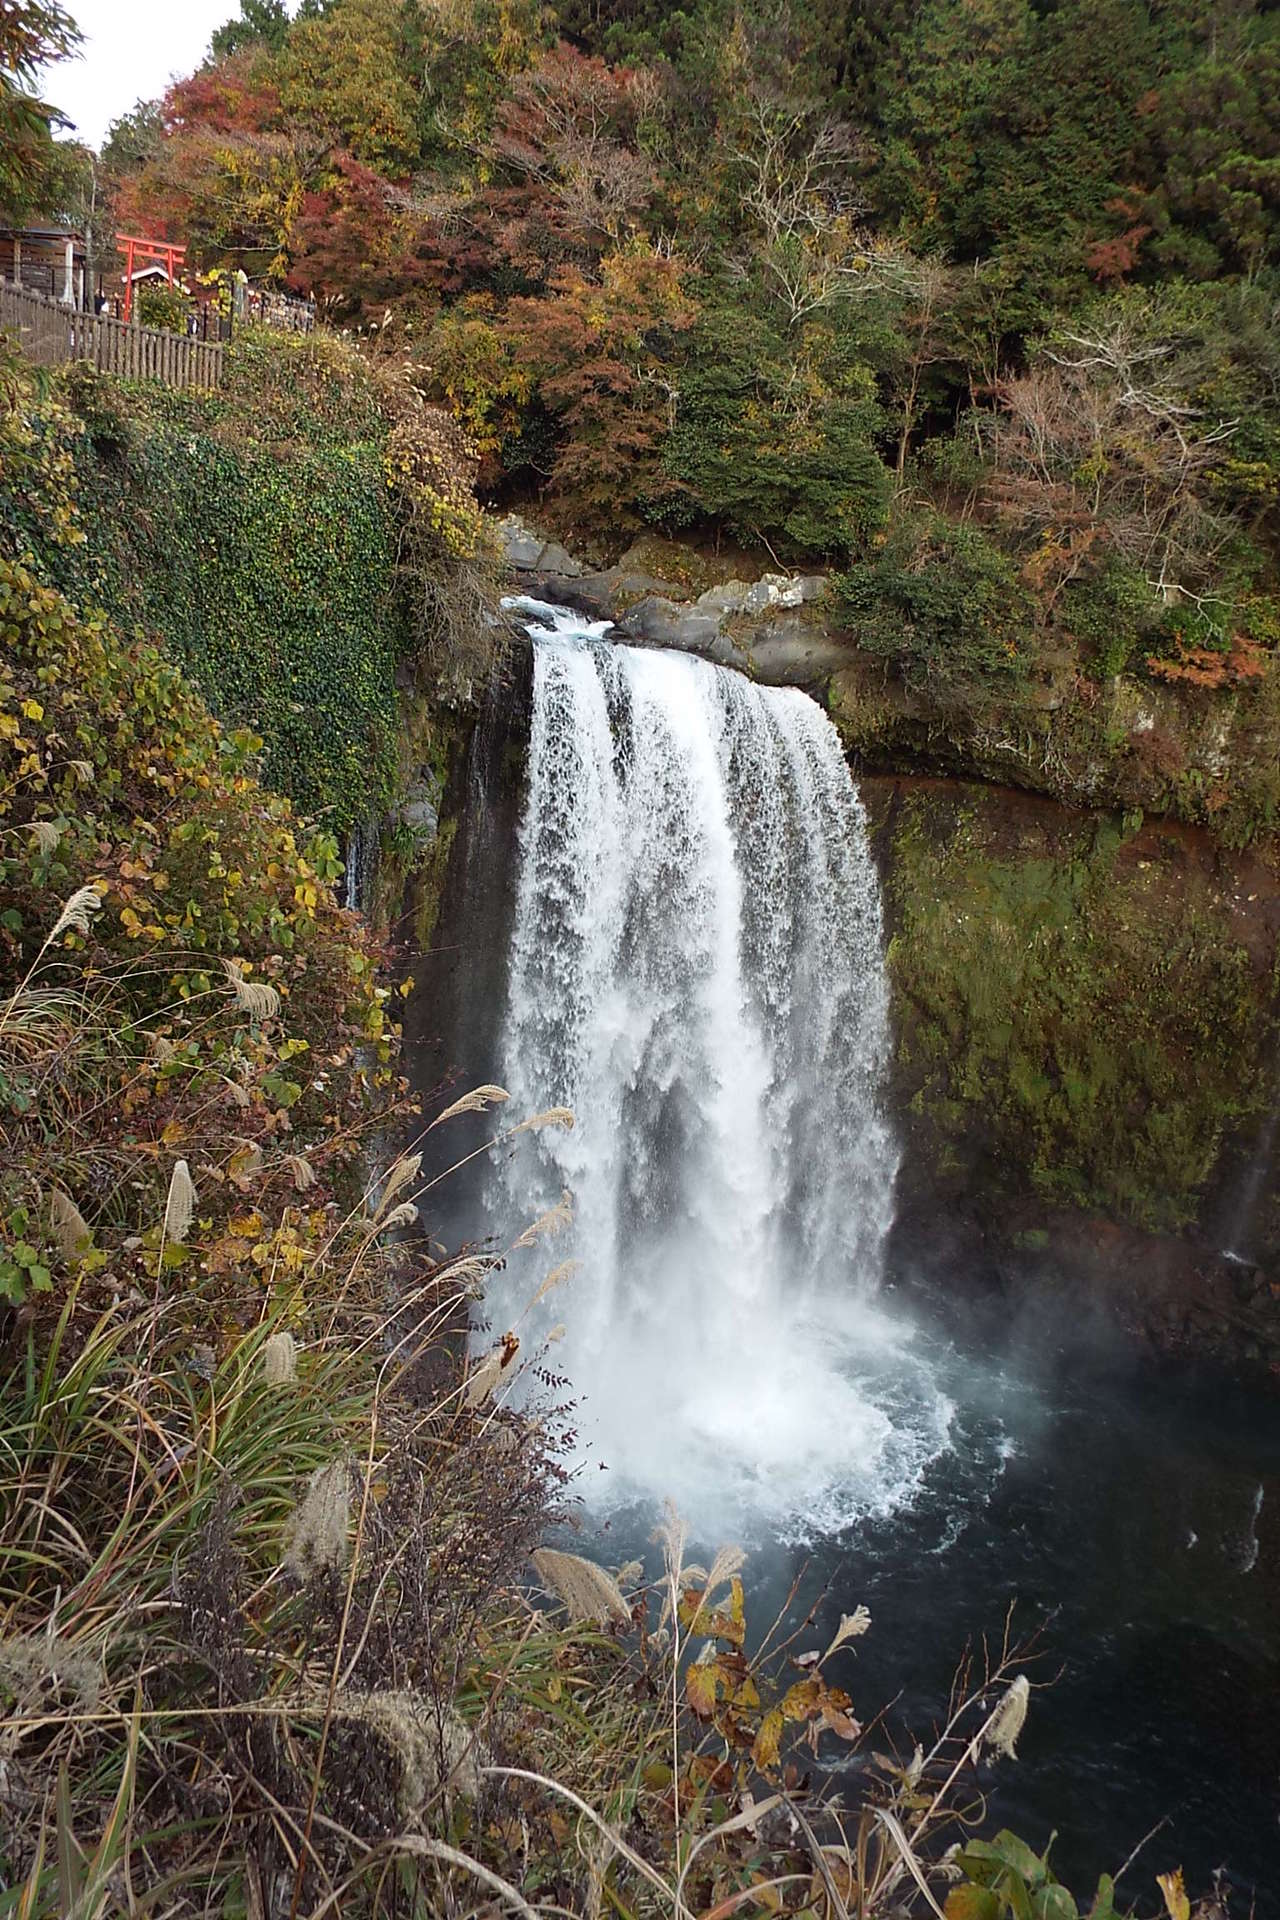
[485, 600, 953, 1537]
[342, 815, 378, 914]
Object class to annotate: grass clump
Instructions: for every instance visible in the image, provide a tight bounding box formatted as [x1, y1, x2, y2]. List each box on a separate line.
[0, 860, 1118, 1915]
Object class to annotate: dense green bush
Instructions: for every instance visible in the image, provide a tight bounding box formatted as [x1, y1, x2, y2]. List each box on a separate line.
[662, 307, 891, 561]
[1061, 560, 1159, 680]
[836, 515, 1037, 688]
[135, 282, 190, 332]
[6, 342, 416, 837]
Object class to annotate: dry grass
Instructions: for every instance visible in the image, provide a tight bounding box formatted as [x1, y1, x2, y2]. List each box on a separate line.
[0, 911, 1161, 1920]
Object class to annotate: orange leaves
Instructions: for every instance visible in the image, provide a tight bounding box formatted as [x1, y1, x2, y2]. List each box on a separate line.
[819, 1691, 861, 1742]
[679, 1574, 746, 1647]
[1146, 634, 1269, 687]
[781, 1675, 861, 1745]
[681, 1593, 861, 1782]
[685, 1645, 759, 1722]
[945, 1887, 1001, 1920]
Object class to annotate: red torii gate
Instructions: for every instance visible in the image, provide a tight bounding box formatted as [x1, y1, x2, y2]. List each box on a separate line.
[117, 233, 186, 322]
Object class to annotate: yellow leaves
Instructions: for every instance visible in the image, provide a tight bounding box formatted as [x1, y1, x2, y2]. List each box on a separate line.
[20, 698, 43, 722]
[228, 1143, 262, 1186]
[752, 1708, 784, 1772]
[294, 880, 319, 913]
[685, 1657, 719, 1719]
[118, 901, 167, 941]
[1158, 1870, 1190, 1920]
[945, 1890, 1000, 1920]
[228, 1211, 264, 1239]
[780, 1678, 822, 1722]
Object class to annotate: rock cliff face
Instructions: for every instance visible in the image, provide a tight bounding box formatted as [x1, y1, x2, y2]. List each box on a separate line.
[865, 773, 1280, 1373]
[495, 518, 1280, 1372]
[500, 516, 1280, 846]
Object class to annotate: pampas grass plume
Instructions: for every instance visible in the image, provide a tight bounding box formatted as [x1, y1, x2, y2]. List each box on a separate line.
[51, 884, 102, 941]
[0, 1630, 102, 1710]
[982, 1674, 1029, 1761]
[285, 1153, 317, 1192]
[260, 1330, 298, 1385]
[375, 1152, 421, 1218]
[528, 1258, 580, 1310]
[511, 1190, 573, 1251]
[430, 1083, 510, 1127]
[437, 1255, 491, 1297]
[463, 1339, 518, 1409]
[652, 1498, 688, 1576]
[822, 1605, 872, 1662]
[328, 1692, 481, 1812]
[163, 1159, 197, 1244]
[285, 1459, 351, 1578]
[222, 959, 280, 1021]
[50, 1187, 91, 1260]
[380, 1200, 418, 1231]
[509, 1105, 574, 1136]
[702, 1544, 747, 1607]
[531, 1547, 631, 1627]
[29, 820, 61, 856]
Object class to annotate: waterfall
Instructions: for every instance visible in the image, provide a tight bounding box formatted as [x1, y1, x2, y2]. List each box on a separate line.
[485, 601, 953, 1537]
[342, 815, 378, 914]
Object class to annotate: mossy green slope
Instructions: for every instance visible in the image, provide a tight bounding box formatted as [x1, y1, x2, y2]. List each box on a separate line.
[869, 780, 1279, 1237]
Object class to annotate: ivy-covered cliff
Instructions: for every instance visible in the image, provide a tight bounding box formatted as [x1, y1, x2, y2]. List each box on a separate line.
[3, 329, 497, 847]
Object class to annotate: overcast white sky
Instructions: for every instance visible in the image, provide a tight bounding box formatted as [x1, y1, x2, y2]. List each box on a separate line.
[45, 0, 253, 151]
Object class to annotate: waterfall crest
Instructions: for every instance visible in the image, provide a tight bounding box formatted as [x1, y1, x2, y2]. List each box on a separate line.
[487, 601, 952, 1535]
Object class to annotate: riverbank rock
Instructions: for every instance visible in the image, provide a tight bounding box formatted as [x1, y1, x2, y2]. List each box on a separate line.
[498, 518, 847, 688]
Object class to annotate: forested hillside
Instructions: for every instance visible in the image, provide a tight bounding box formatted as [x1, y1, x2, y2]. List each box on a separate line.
[95, 0, 1280, 731]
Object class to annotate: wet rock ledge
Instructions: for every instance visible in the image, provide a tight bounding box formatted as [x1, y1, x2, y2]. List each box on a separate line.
[498, 515, 851, 686]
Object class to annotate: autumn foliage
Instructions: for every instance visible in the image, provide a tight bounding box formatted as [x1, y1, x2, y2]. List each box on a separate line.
[85, 0, 1280, 678]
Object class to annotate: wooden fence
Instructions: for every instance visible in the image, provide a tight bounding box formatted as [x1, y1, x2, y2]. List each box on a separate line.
[0, 281, 224, 391]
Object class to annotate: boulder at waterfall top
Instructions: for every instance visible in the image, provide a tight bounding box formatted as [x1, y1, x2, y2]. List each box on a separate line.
[497, 517, 843, 686]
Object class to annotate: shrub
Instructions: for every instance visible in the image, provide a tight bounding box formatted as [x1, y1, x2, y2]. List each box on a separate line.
[69, 426, 409, 831]
[663, 306, 891, 561]
[135, 282, 190, 332]
[836, 514, 1037, 688]
[3, 343, 413, 834]
[1060, 559, 1159, 680]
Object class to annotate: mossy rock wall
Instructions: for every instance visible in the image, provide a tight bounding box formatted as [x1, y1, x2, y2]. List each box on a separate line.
[832, 652, 1280, 856]
[864, 774, 1280, 1255]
